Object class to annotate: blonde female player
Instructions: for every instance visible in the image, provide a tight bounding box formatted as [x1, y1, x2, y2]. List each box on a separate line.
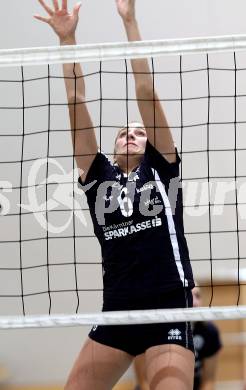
[34, 1, 195, 389]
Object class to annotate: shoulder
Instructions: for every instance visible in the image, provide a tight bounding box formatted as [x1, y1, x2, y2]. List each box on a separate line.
[144, 140, 181, 179]
[204, 322, 221, 338]
[195, 321, 222, 356]
[78, 151, 117, 200]
[195, 321, 220, 338]
[78, 151, 114, 186]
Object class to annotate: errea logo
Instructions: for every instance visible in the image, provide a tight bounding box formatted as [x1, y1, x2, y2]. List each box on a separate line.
[168, 328, 182, 340]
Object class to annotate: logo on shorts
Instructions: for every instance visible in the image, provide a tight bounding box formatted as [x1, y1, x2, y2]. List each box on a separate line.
[92, 325, 98, 331]
[168, 328, 182, 340]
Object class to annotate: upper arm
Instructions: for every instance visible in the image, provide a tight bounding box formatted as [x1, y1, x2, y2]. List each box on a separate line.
[68, 97, 98, 182]
[136, 86, 176, 163]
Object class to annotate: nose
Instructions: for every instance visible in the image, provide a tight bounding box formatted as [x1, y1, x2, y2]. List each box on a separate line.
[126, 130, 136, 140]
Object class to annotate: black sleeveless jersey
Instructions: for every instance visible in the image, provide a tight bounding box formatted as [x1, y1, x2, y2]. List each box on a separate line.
[78, 141, 194, 301]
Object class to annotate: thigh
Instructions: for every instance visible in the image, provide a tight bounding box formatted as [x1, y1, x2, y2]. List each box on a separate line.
[134, 354, 149, 390]
[145, 344, 194, 390]
[65, 338, 133, 390]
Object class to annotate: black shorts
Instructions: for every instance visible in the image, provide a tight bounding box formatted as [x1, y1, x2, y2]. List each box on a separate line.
[89, 288, 194, 356]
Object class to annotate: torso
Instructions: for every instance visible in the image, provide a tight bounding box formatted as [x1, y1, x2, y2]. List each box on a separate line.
[79, 141, 194, 301]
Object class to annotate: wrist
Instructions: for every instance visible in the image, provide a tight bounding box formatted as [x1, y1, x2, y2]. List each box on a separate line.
[123, 18, 141, 41]
[60, 35, 76, 46]
[122, 15, 137, 26]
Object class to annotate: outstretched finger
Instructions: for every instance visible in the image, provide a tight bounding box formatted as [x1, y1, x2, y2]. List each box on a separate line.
[38, 0, 54, 16]
[52, 0, 59, 12]
[34, 14, 50, 24]
[62, 0, 68, 11]
[73, 2, 82, 16]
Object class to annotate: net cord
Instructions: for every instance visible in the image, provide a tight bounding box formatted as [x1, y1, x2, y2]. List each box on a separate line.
[1, 306, 246, 329]
[1, 34, 246, 67]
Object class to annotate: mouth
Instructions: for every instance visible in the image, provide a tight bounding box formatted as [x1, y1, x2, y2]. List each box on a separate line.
[125, 142, 137, 147]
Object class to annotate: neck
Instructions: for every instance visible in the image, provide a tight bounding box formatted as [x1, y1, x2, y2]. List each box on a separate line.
[116, 155, 141, 173]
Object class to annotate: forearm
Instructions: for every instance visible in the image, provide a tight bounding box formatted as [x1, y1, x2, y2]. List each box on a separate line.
[123, 18, 170, 138]
[60, 36, 85, 103]
[35, 1, 97, 172]
[123, 19, 153, 92]
[60, 36, 95, 158]
[116, 0, 173, 158]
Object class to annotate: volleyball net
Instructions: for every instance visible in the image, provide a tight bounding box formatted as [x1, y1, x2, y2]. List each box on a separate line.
[1, 35, 246, 328]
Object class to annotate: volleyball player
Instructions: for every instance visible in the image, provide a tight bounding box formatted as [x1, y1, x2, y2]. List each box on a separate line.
[35, 0, 195, 389]
[192, 287, 222, 390]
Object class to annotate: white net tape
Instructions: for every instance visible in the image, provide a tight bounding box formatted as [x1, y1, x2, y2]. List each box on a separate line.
[1, 34, 246, 67]
[1, 306, 246, 329]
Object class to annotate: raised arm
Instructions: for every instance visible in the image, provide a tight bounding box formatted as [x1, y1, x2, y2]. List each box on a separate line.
[34, 0, 98, 181]
[116, 0, 176, 163]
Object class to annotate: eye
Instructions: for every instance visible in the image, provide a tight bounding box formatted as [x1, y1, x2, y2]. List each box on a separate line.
[136, 129, 146, 137]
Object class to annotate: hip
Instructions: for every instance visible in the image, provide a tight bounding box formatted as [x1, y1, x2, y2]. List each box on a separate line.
[102, 287, 193, 312]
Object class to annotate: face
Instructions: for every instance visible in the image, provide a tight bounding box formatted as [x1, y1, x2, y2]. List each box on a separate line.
[192, 287, 202, 308]
[114, 122, 147, 162]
